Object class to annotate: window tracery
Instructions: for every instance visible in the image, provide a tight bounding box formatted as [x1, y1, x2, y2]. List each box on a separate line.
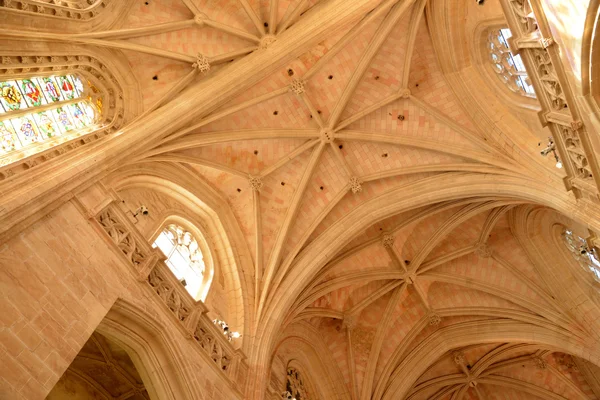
[152, 223, 208, 299]
[488, 28, 536, 98]
[0, 0, 110, 20]
[286, 367, 310, 400]
[0, 74, 100, 154]
[562, 229, 600, 282]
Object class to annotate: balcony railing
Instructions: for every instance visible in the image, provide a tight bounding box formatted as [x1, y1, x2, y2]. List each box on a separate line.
[90, 200, 248, 390]
[500, 0, 600, 200]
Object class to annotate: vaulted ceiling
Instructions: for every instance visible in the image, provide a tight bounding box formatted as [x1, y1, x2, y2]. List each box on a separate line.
[5, 0, 600, 399]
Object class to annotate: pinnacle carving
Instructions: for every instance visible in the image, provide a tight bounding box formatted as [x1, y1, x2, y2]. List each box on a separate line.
[260, 35, 277, 49]
[349, 177, 362, 194]
[249, 176, 263, 191]
[319, 129, 334, 144]
[382, 234, 394, 248]
[289, 79, 305, 95]
[428, 312, 441, 326]
[192, 53, 211, 73]
[474, 242, 492, 258]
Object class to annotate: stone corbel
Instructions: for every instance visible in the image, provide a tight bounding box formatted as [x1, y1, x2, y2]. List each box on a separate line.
[511, 31, 554, 50]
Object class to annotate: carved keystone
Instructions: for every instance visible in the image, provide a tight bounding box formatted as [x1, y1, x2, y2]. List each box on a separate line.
[194, 13, 207, 25]
[453, 351, 465, 366]
[428, 312, 441, 326]
[474, 242, 492, 258]
[349, 176, 362, 194]
[400, 88, 411, 99]
[290, 78, 305, 95]
[320, 128, 334, 144]
[382, 234, 394, 249]
[192, 53, 211, 73]
[260, 35, 277, 49]
[249, 175, 263, 192]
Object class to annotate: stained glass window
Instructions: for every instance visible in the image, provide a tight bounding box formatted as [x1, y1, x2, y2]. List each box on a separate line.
[286, 368, 310, 400]
[489, 28, 536, 98]
[152, 224, 206, 299]
[0, 73, 100, 156]
[563, 229, 600, 282]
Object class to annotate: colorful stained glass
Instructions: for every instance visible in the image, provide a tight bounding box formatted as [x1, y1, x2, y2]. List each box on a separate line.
[0, 120, 21, 153]
[58, 76, 76, 100]
[72, 75, 84, 96]
[0, 81, 27, 111]
[67, 103, 87, 128]
[79, 102, 96, 124]
[33, 111, 60, 138]
[88, 80, 100, 94]
[41, 77, 63, 103]
[95, 97, 103, 114]
[52, 106, 76, 133]
[12, 115, 42, 145]
[20, 79, 46, 107]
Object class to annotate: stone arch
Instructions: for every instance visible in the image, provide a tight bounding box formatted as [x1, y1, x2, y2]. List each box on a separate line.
[245, 173, 600, 399]
[0, 1, 134, 32]
[105, 162, 254, 352]
[273, 322, 351, 400]
[377, 319, 600, 400]
[95, 299, 206, 400]
[0, 43, 141, 179]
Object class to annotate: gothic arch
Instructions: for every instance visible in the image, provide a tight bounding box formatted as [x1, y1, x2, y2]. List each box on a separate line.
[245, 172, 600, 399]
[376, 319, 600, 399]
[105, 162, 253, 352]
[0, 43, 141, 179]
[95, 299, 206, 400]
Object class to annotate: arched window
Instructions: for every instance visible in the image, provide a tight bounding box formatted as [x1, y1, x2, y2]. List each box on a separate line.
[562, 229, 600, 282]
[0, 74, 100, 154]
[488, 28, 536, 98]
[152, 223, 208, 300]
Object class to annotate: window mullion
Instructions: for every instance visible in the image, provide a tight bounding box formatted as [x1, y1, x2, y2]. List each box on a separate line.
[1, 98, 80, 121]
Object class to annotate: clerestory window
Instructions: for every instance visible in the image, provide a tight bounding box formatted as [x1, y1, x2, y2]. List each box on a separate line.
[563, 229, 600, 282]
[152, 223, 207, 299]
[488, 28, 536, 98]
[0, 74, 101, 155]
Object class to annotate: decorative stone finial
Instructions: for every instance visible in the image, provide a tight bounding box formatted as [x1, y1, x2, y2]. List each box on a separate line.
[249, 175, 263, 192]
[289, 79, 305, 95]
[453, 351, 465, 366]
[260, 35, 277, 49]
[192, 53, 211, 73]
[319, 129, 334, 144]
[349, 177, 362, 194]
[400, 88, 411, 98]
[474, 242, 492, 258]
[382, 234, 394, 248]
[540, 37, 554, 48]
[533, 356, 547, 369]
[428, 312, 441, 326]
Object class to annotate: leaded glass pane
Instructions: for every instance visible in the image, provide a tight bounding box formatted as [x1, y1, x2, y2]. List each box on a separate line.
[0, 120, 21, 152]
[0, 81, 27, 111]
[52, 106, 76, 133]
[12, 115, 42, 145]
[41, 77, 64, 103]
[33, 110, 61, 139]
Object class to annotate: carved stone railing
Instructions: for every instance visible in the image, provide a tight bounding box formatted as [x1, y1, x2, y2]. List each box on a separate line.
[0, 0, 111, 20]
[500, 0, 600, 200]
[90, 200, 248, 390]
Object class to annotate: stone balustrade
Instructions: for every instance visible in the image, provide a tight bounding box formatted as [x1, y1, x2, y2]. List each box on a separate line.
[92, 200, 248, 388]
[501, 0, 600, 200]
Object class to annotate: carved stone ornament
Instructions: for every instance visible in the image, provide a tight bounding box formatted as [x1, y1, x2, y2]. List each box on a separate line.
[96, 208, 146, 266]
[400, 88, 411, 99]
[533, 356, 547, 369]
[286, 367, 310, 400]
[289, 79, 305, 95]
[474, 242, 492, 258]
[349, 176, 362, 194]
[428, 312, 442, 326]
[260, 35, 277, 49]
[193, 325, 232, 372]
[319, 128, 334, 144]
[249, 175, 263, 191]
[193, 53, 211, 73]
[382, 234, 395, 249]
[453, 351, 466, 366]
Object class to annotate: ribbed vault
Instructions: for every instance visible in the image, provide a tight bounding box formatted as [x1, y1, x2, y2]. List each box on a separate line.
[2, 0, 600, 399]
